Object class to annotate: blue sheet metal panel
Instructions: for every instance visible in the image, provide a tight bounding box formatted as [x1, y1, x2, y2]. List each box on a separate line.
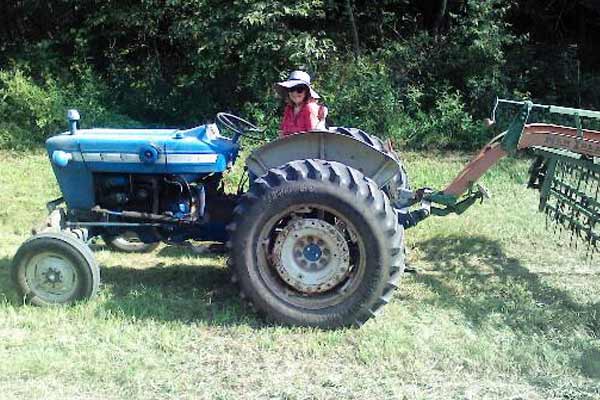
[46, 134, 95, 209]
[81, 151, 168, 174]
[79, 127, 178, 142]
[49, 161, 95, 209]
[44, 125, 238, 208]
[76, 129, 175, 150]
[168, 125, 239, 156]
[165, 141, 229, 173]
[77, 128, 172, 173]
[165, 153, 228, 173]
[46, 131, 79, 151]
[164, 126, 237, 173]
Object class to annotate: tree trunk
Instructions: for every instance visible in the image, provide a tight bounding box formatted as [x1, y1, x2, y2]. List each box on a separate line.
[420, 0, 448, 36]
[432, 0, 447, 36]
[345, 0, 360, 57]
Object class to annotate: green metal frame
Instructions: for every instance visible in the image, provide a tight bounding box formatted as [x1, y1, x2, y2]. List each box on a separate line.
[501, 101, 533, 154]
[534, 148, 600, 250]
[427, 186, 486, 217]
[422, 99, 600, 217]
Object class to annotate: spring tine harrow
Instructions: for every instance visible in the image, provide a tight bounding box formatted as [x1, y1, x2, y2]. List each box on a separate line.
[534, 151, 600, 255]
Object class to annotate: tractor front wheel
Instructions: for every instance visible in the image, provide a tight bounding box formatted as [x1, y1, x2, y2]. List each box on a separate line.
[12, 232, 100, 306]
[228, 160, 404, 328]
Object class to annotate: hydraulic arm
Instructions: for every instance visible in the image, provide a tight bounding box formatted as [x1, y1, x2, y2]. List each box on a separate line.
[400, 99, 600, 252]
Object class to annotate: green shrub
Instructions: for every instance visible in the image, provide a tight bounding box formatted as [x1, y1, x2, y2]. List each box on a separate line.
[0, 68, 63, 148]
[392, 89, 487, 150]
[316, 58, 488, 150]
[0, 65, 138, 149]
[319, 57, 401, 136]
[3, 0, 596, 152]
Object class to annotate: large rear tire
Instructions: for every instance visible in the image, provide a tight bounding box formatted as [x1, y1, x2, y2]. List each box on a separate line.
[335, 127, 410, 199]
[228, 160, 404, 328]
[12, 232, 100, 306]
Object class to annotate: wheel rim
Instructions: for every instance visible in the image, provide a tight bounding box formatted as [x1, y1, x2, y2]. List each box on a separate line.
[24, 251, 79, 303]
[273, 218, 350, 294]
[256, 204, 366, 309]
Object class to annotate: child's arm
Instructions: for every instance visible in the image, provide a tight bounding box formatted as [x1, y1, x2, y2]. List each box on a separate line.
[308, 102, 328, 130]
[308, 102, 327, 130]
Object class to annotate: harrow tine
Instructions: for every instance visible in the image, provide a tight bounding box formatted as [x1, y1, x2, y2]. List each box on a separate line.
[532, 150, 600, 256]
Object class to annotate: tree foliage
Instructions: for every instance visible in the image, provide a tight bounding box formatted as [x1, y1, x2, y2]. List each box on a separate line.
[0, 0, 599, 149]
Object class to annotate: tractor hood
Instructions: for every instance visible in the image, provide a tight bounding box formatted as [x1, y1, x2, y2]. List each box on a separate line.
[46, 123, 238, 209]
[46, 124, 237, 175]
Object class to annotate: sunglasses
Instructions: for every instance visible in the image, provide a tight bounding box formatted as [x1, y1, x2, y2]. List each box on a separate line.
[289, 86, 307, 94]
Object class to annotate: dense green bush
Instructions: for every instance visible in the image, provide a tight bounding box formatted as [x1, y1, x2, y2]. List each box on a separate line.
[0, 0, 598, 150]
[393, 88, 486, 149]
[318, 57, 400, 135]
[0, 65, 137, 149]
[77, 0, 338, 125]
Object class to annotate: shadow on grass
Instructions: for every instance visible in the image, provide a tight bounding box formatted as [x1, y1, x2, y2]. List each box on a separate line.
[414, 234, 600, 379]
[94, 243, 255, 326]
[0, 256, 18, 304]
[89, 242, 228, 258]
[98, 256, 262, 327]
[0, 251, 262, 328]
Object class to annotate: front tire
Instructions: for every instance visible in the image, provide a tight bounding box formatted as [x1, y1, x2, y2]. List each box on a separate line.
[228, 160, 404, 328]
[12, 232, 100, 306]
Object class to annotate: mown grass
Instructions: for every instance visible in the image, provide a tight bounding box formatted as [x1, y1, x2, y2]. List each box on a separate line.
[0, 149, 599, 399]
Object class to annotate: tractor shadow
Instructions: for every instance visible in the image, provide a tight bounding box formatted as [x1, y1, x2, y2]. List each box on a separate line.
[98, 263, 257, 327]
[97, 247, 260, 327]
[0, 256, 18, 304]
[0, 246, 262, 328]
[411, 234, 600, 379]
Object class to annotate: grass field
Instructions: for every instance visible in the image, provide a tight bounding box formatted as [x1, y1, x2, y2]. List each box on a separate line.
[0, 150, 599, 399]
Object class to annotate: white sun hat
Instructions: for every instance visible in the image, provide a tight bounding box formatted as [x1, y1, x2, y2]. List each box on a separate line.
[275, 70, 320, 99]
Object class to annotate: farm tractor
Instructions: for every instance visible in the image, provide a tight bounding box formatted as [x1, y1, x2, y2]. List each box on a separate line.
[10, 99, 600, 328]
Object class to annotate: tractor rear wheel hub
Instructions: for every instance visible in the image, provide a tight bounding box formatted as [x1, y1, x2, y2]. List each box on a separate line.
[273, 218, 350, 294]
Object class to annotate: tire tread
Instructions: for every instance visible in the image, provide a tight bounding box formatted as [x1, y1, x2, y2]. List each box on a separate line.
[228, 159, 405, 328]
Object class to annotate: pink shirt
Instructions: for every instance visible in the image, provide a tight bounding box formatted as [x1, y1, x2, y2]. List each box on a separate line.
[280, 101, 323, 136]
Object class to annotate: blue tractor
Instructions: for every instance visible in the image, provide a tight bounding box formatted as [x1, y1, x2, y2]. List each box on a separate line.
[10, 99, 600, 328]
[12, 110, 412, 328]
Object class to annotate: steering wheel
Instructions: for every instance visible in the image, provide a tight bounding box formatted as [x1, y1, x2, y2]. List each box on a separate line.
[216, 112, 265, 140]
